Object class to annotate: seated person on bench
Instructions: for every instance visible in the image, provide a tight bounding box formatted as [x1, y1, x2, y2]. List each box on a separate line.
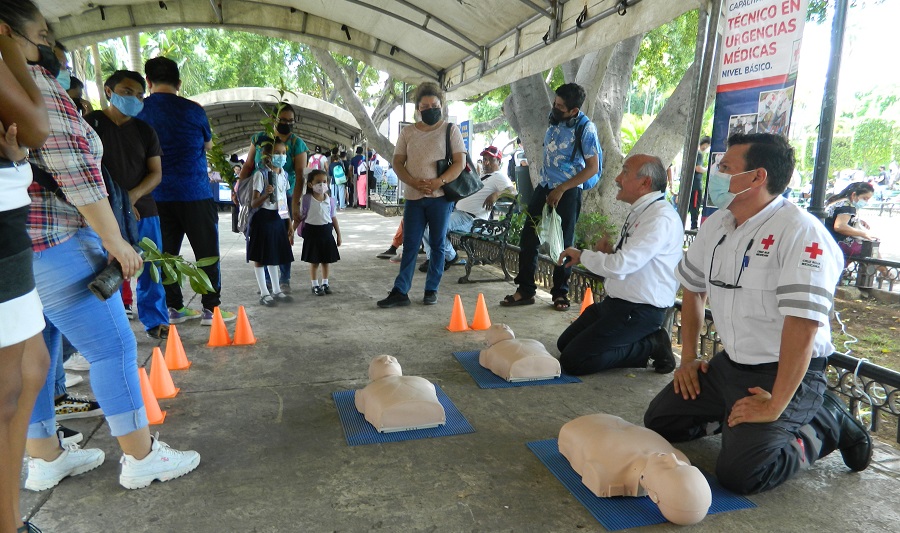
[420, 145, 515, 272]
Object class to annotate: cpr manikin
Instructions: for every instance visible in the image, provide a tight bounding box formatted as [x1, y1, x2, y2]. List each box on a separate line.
[558, 414, 712, 526]
[354, 355, 446, 433]
[480, 324, 561, 381]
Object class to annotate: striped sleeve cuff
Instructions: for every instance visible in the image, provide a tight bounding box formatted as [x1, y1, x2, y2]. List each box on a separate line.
[676, 256, 705, 292]
[776, 284, 834, 324]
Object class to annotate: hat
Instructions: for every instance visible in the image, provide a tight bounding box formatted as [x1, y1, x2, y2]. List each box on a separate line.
[480, 146, 502, 159]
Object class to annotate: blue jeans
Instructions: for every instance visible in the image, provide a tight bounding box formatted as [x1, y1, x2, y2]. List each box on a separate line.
[53, 336, 79, 396]
[136, 216, 168, 331]
[514, 184, 582, 299]
[30, 228, 147, 439]
[394, 197, 452, 294]
[331, 183, 347, 209]
[423, 209, 475, 261]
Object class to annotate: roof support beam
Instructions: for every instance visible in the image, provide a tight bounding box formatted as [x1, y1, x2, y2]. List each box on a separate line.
[517, 0, 553, 17]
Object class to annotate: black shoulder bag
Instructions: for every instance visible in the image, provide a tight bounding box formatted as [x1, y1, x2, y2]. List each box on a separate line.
[437, 123, 483, 202]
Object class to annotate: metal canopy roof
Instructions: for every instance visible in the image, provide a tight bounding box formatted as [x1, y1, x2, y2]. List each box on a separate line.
[191, 87, 362, 155]
[36, 0, 697, 100]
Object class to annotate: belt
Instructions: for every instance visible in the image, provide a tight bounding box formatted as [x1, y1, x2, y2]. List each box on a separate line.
[723, 351, 828, 373]
[0, 158, 28, 169]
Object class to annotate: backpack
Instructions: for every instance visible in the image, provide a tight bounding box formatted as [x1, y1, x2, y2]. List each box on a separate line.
[296, 193, 336, 236]
[569, 115, 602, 190]
[237, 169, 271, 236]
[31, 163, 139, 245]
[332, 163, 347, 185]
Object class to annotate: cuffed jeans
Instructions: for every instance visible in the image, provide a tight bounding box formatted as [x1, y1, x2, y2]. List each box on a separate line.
[30, 227, 147, 438]
[514, 184, 581, 299]
[136, 216, 168, 331]
[393, 197, 452, 294]
[423, 209, 475, 261]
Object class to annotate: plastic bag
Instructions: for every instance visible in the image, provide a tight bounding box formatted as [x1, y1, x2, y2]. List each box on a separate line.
[538, 205, 564, 261]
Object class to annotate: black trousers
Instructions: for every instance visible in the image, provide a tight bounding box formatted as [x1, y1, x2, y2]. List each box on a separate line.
[644, 352, 840, 495]
[557, 297, 664, 375]
[157, 199, 222, 310]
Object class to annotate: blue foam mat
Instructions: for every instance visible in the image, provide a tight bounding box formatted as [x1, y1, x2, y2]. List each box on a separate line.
[452, 351, 581, 389]
[526, 439, 756, 531]
[333, 385, 475, 446]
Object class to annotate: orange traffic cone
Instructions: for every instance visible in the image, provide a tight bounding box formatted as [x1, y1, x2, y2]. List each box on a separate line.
[232, 306, 257, 346]
[207, 307, 231, 346]
[165, 325, 192, 370]
[138, 368, 166, 424]
[149, 347, 179, 399]
[470, 293, 492, 330]
[447, 294, 471, 332]
[579, 287, 595, 315]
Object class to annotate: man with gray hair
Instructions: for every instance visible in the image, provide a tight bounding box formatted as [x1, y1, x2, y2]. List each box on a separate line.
[556, 154, 684, 375]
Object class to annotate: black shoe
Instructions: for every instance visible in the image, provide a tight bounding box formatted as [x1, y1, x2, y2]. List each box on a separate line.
[423, 291, 438, 305]
[648, 329, 676, 374]
[821, 390, 873, 472]
[418, 260, 430, 273]
[322, 284, 332, 295]
[273, 292, 294, 303]
[444, 253, 460, 270]
[145, 324, 170, 340]
[377, 289, 410, 308]
[259, 294, 277, 307]
[377, 246, 397, 259]
[55, 422, 83, 445]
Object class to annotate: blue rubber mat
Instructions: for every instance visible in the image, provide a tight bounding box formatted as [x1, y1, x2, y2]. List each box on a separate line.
[453, 350, 581, 389]
[333, 385, 475, 446]
[526, 439, 756, 531]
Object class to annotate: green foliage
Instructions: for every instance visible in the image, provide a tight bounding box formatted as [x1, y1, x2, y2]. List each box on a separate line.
[137, 238, 216, 294]
[468, 86, 510, 135]
[620, 114, 653, 155]
[206, 130, 236, 190]
[504, 211, 527, 247]
[808, 0, 886, 24]
[803, 136, 816, 172]
[852, 119, 893, 173]
[830, 135, 854, 174]
[574, 212, 617, 250]
[627, 9, 697, 115]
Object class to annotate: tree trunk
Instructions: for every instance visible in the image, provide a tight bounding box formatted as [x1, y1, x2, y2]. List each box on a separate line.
[503, 74, 554, 188]
[310, 46, 394, 159]
[127, 32, 142, 74]
[90, 42, 106, 110]
[472, 115, 507, 134]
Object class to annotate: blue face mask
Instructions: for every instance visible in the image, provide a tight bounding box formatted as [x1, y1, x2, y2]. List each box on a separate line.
[707, 169, 754, 209]
[853, 199, 867, 209]
[271, 154, 288, 168]
[109, 92, 144, 117]
[56, 69, 71, 91]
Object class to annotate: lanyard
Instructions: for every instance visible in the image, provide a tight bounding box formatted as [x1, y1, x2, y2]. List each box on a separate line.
[615, 195, 665, 251]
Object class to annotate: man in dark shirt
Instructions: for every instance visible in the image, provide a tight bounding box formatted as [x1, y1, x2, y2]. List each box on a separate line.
[85, 70, 168, 339]
[137, 57, 234, 326]
[690, 136, 711, 230]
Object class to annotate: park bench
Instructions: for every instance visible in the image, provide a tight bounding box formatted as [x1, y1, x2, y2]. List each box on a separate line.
[449, 197, 517, 284]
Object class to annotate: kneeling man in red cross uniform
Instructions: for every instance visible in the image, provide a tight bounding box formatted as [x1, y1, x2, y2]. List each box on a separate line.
[644, 133, 873, 495]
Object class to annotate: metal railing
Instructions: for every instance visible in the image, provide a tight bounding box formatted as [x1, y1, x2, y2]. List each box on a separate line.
[451, 235, 900, 443]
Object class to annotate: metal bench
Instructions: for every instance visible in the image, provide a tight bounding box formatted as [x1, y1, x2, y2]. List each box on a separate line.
[449, 198, 517, 284]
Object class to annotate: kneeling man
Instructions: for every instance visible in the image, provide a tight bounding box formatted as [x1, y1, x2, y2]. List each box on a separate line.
[644, 133, 872, 495]
[556, 155, 683, 375]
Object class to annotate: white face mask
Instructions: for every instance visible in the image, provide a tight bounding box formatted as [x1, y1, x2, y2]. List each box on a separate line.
[312, 183, 329, 195]
[707, 169, 754, 209]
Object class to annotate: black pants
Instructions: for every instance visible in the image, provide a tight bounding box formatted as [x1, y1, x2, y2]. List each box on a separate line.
[644, 352, 840, 495]
[557, 297, 664, 375]
[514, 184, 581, 299]
[157, 199, 221, 310]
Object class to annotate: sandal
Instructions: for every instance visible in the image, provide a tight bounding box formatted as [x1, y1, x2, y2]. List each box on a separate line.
[552, 297, 571, 311]
[500, 294, 535, 307]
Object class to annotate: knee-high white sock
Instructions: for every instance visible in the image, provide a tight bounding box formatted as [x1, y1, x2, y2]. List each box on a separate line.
[254, 267, 269, 296]
[267, 265, 281, 293]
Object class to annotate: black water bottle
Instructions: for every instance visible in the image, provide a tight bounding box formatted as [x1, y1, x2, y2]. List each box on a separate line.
[88, 259, 125, 301]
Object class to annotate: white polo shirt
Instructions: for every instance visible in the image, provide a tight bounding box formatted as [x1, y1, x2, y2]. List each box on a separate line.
[580, 192, 684, 308]
[455, 170, 514, 220]
[676, 196, 842, 365]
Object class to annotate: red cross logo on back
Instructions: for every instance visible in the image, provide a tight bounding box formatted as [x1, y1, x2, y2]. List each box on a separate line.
[761, 235, 775, 250]
[805, 242, 823, 259]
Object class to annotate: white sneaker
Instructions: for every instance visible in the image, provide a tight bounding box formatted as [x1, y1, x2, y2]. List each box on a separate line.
[63, 352, 90, 371]
[119, 433, 200, 489]
[25, 442, 105, 491]
[64, 373, 83, 388]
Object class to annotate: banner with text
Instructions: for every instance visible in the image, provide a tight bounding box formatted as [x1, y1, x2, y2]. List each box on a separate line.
[705, 0, 808, 213]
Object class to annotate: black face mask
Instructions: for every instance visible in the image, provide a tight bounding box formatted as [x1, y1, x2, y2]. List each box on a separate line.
[23, 41, 61, 78]
[549, 108, 566, 126]
[276, 123, 292, 135]
[421, 108, 442, 126]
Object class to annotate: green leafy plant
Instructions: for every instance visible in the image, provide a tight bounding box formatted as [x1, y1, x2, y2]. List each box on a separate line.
[502, 211, 527, 247]
[136, 238, 218, 295]
[574, 212, 617, 250]
[206, 130, 236, 190]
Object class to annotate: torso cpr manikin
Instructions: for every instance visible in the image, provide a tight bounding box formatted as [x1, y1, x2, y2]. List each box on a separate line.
[354, 355, 446, 433]
[479, 324, 561, 381]
[558, 413, 712, 526]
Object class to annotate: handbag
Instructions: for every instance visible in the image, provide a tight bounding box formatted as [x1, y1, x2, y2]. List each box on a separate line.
[437, 124, 483, 202]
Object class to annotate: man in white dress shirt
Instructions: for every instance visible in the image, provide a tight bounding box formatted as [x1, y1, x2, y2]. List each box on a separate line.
[557, 154, 683, 375]
[644, 133, 872, 495]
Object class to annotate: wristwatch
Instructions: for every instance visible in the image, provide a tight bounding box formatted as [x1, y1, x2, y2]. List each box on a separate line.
[440, 178, 446, 184]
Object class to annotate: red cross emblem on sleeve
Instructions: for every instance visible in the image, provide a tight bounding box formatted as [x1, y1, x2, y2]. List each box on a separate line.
[805, 242, 823, 259]
[761, 235, 775, 250]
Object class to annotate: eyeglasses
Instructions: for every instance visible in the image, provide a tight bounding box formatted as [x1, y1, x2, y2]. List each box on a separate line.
[277, 118, 296, 124]
[708, 235, 754, 290]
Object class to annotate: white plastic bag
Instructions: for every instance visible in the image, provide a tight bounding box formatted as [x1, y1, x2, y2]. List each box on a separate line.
[538, 205, 565, 260]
